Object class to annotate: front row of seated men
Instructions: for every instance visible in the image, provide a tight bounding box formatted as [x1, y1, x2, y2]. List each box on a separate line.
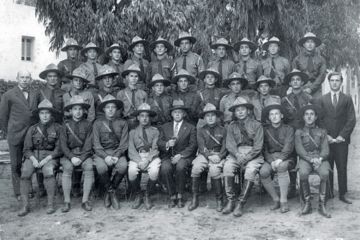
[17, 91, 332, 219]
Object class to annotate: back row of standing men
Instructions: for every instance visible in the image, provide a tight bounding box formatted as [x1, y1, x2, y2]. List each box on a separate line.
[0, 31, 355, 218]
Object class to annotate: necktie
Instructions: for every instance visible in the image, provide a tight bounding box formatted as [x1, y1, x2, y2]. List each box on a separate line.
[115, 64, 121, 74]
[158, 59, 164, 76]
[261, 97, 265, 108]
[218, 59, 223, 79]
[131, 89, 136, 109]
[174, 122, 180, 137]
[270, 57, 276, 79]
[156, 96, 164, 111]
[242, 60, 247, 76]
[92, 62, 98, 77]
[293, 95, 300, 110]
[333, 93, 338, 107]
[71, 60, 76, 74]
[139, 58, 145, 74]
[209, 88, 215, 105]
[142, 126, 149, 143]
[307, 56, 314, 74]
[49, 89, 55, 105]
[22, 89, 29, 100]
[182, 54, 187, 70]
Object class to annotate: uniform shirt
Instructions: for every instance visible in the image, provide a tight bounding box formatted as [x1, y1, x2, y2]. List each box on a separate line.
[38, 85, 65, 123]
[234, 58, 263, 86]
[261, 55, 290, 86]
[172, 88, 201, 124]
[117, 87, 147, 117]
[174, 51, 205, 78]
[63, 90, 96, 122]
[105, 61, 125, 89]
[94, 87, 121, 117]
[219, 92, 248, 123]
[292, 51, 327, 94]
[198, 87, 225, 110]
[78, 60, 103, 86]
[251, 93, 280, 122]
[92, 118, 129, 158]
[226, 117, 264, 162]
[60, 118, 93, 161]
[128, 125, 160, 163]
[281, 91, 312, 129]
[148, 56, 176, 83]
[58, 58, 82, 82]
[23, 121, 62, 159]
[197, 123, 227, 159]
[147, 93, 172, 125]
[264, 123, 294, 163]
[124, 56, 150, 84]
[295, 125, 329, 163]
[207, 58, 236, 87]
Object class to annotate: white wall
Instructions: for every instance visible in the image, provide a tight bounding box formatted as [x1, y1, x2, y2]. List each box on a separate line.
[0, 0, 66, 80]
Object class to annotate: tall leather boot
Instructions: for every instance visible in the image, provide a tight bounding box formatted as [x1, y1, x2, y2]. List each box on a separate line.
[36, 172, 46, 197]
[44, 177, 56, 214]
[222, 177, 235, 214]
[287, 171, 297, 199]
[99, 173, 111, 208]
[300, 180, 312, 215]
[111, 172, 125, 191]
[318, 180, 331, 218]
[199, 171, 208, 193]
[144, 180, 155, 210]
[131, 180, 143, 209]
[18, 179, 31, 217]
[233, 180, 254, 217]
[188, 177, 200, 211]
[109, 172, 124, 210]
[212, 178, 223, 212]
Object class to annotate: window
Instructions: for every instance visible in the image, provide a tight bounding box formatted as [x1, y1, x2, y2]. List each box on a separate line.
[21, 36, 34, 61]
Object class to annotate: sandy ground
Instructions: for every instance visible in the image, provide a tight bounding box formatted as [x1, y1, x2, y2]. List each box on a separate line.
[1, 124, 360, 240]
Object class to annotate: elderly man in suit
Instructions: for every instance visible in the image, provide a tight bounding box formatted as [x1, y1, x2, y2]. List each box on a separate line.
[158, 99, 197, 208]
[0, 70, 40, 199]
[317, 72, 356, 204]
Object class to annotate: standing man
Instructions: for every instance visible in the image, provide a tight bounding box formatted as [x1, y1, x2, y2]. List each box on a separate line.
[261, 37, 290, 97]
[0, 70, 39, 200]
[174, 32, 205, 90]
[207, 38, 235, 88]
[222, 97, 264, 217]
[293, 32, 326, 98]
[105, 43, 125, 89]
[58, 38, 83, 89]
[123, 36, 150, 90]
[38, 63, 65, 123]
[234, 38, 263, 89]
[158, 100, 197, 208]
[317, 72, 356, 203]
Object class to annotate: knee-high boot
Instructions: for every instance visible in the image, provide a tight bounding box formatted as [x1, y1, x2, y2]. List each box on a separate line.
[233, 180, 254, 217]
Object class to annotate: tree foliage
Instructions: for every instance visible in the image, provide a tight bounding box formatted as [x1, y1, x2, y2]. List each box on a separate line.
[36, 0, 360, 68]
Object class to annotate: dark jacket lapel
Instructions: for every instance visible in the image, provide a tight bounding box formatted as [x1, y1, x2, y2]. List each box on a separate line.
[15, 86, 29, 106]
[176, 121, 188, 142]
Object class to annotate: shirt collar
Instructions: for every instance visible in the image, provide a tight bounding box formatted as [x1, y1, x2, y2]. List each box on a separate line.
[330, 90, 341, 96]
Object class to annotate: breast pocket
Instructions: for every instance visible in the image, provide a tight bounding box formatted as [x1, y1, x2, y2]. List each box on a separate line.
[47, 132, 57, 144]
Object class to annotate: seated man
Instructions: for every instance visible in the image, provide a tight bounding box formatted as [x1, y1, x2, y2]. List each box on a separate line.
[188, 103, 227, 212]
[259, 98, 295, 213]
[223, 96, 264, 217]
[295, 104, 331, 218]
[60, 95, 94, 212]
[158, 100, 197, 208]
[93, 95, 128, 209]
[128, 103, 161, 210]
[18, 100, 62, 216]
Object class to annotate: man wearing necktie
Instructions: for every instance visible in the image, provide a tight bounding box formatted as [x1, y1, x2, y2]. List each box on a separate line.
[316, 72, 356, 204]
[174, 32, 205, 90]
[105, 43, 126, 89]
[261, 37, 290, 97]
[158, 100, 197, 208]
[295, 104, 331, 218]
[292, 32, 327, 98]
[0, 70, 40, 200]
[128, 103, 161, 210]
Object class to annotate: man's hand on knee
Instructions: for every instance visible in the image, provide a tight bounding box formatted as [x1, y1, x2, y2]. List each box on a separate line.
[30, 156, 39, 168]
[39, 155, 52, 168]
[105, 156, 114, 166]
[71, 157, 82, 166]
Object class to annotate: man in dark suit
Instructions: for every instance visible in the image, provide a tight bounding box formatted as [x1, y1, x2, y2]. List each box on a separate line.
[159, 99, 197, 208]
[317, 72, 356, 204]
[0, 70, 40, 199]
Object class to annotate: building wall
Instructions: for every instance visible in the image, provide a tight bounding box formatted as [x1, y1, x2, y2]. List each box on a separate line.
[0, 0, 66, 80]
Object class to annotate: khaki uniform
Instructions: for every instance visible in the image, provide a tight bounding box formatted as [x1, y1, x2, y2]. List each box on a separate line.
[207, 58, 235, 88]
[38, 85, 65, 123]
[147, 93, 173, 126]
[78, 60, 103, 86]
[63, 91, 96, 122]
[234, 58, 263, 88]
[281, 91, 312, 129]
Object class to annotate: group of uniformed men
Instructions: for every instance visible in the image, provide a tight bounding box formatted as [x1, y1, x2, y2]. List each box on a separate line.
[0, 31, 356, 219]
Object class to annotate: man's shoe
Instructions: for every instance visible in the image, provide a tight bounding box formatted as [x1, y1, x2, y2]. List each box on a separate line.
[81, 201, 93, 211]
[270, 201, 280, 210]
[110, 191, 120, 210]
[18, 206, 30, 217]
[132, 193, 143, 209]
[168, 198, 177, 208]
[104, 192, 111, 208]
[280, 202, 290, 213]
[46, 205, 56, 214]
[177, 198, 185, 208]
[61, 202, 71, 213]
[339, 196, 352, 204]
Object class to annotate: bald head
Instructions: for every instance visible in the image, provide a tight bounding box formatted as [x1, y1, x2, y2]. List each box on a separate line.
[17, 70, 32, 89]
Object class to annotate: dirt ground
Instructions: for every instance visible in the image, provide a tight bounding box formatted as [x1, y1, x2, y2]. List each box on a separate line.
[1, 125, 360, 240]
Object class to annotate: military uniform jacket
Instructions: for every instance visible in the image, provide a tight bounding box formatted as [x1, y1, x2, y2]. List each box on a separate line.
[198, 87, 225, 110]
[106, 61, 125, 89]
[281, 91, 312, 129]
[0, 86, 40, 145]
[226, 117, 264, 163]
[128, 125, 160, 163]
[23, 121, 63, 160]
[197, 123, 227, 159]
[207, 58, 236, 87]
[60, 118, 93, 162]
[92, 117, 129, 159]
[219, 92, 248, 123]
[292, 51, 327, 93]
[234, 58, 263, 85]
[158, 121, 197, 159]
[261, 55, 290, 86]
[117, 87, 148, 118]
[148, 56, 176, 83]
[251, 93, 280, 122]
[78, 60, 103, 86]
[174, 51, 205, 78]
[124, 56, 150, 84]
[58, 58, 82, 82]
[172, 88, 201, 124]
[147, 93, 173, 125]
[264, 123, 295, 163]
[63, 90, 96, 122]
[295, 126, 329, 163]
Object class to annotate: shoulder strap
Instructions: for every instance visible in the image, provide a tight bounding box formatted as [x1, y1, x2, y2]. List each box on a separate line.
[305, 132, 319, 149]
[65, 123, 84, 145]
[36, 126, 46, 138]
[102, 121, 120, 142]
[284, 96, 297, 110]
[205, 130, 221, 145]
[124, 91, 135, 108]
[265, 129, 284, 148]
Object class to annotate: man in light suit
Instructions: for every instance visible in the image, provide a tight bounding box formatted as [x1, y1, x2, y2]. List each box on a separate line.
[0, 70, 40, 199]
[317, 72, 356, 204]
[158, 99, 197, 208]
